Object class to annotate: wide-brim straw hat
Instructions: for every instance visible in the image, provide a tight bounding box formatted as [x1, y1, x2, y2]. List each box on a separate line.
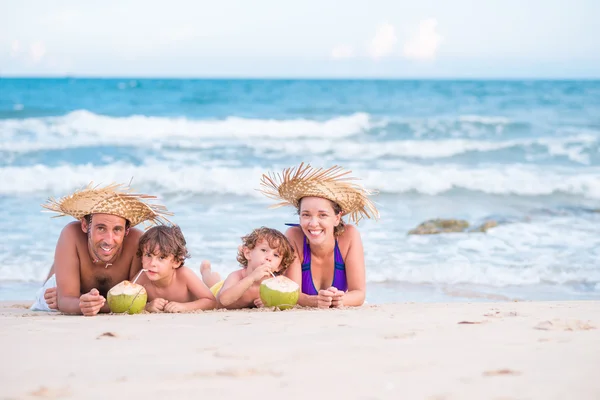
[259, 163, 379, 224]
[42, 182, 172, 227]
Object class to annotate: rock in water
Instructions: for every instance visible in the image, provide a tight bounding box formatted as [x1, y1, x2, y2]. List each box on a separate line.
[259, 276, 299, 310]
[408, 219, 470, 235]
[107, 280, 147, 314]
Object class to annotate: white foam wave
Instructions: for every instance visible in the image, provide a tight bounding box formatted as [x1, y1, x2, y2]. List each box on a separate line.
[2, 162, 600, 199]
[252, 134, 598, 164]
[0, 110, 371, 145]
[366, 218, 600, 287]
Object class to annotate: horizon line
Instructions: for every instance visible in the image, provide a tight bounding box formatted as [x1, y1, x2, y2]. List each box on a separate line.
[1, 75, 600, 81]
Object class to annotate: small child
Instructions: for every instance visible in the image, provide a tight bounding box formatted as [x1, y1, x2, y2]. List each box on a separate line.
[201, 227, 295, 309]
[136, 225, 217, 313]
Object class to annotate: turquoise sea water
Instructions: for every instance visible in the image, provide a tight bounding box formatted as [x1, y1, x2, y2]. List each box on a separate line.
[1, 78, 599, 303]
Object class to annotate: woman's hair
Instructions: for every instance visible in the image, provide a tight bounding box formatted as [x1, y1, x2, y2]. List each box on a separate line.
[136, 225, 190, 267]
[236, 227, 295, 273]
[296, 198, 346, 237]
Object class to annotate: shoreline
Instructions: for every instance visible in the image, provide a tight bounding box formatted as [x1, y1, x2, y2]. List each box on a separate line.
[1, 300, 599, 399]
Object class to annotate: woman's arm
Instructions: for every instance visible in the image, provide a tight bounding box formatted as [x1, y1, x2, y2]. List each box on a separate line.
[338, 225, 366, 307]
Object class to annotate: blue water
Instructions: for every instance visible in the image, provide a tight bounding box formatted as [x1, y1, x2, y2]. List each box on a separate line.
[1, 78, 600, 303]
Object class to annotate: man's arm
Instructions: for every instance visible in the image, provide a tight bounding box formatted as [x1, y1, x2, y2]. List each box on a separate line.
[55, 223, 105, 315]
[54, 224, 86, 314]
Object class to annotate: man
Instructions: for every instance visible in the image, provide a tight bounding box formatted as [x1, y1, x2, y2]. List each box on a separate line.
[32, 183, 171, 316]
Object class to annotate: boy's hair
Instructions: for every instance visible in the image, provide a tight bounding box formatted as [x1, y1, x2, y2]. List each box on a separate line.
[136, 225, 190, 267]
[236, 227, 295, 273]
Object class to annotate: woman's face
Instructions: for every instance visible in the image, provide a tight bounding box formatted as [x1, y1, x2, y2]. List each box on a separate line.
[299, 197, 341, 244]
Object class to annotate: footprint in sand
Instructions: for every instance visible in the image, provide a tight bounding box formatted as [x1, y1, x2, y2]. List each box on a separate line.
[534, 319, 596, 331]
[483, 369, 521, 377]
[28, 385, 71, 398]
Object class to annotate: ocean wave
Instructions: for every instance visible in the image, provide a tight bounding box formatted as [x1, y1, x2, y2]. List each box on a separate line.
[366, 219, 600, 287]
[0, 110, 372, 143]
[2, 162, 600, 199]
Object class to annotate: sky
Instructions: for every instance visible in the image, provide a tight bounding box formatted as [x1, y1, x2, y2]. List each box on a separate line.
[0, 0, 599, 78]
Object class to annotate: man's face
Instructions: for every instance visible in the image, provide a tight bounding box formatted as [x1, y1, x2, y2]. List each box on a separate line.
[83, 213, 128, 263]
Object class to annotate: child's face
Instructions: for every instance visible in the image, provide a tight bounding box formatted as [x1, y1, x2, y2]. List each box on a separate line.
[142, 245, 180, 281]
[243, 238, 284, 273]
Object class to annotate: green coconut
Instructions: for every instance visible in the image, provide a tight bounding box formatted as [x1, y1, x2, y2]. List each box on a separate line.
[259, 276, 299, 310]
[107, 280, 147, 314]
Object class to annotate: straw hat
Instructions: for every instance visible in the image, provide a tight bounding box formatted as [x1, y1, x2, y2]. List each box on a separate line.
[42, 183, 172, 227]
[259, 163, 379, 224]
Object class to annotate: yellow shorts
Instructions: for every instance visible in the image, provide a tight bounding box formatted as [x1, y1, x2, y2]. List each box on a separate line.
[210, 280, 224, 297]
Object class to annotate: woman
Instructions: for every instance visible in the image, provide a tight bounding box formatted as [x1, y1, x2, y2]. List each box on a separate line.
[260, 163, 379, 308]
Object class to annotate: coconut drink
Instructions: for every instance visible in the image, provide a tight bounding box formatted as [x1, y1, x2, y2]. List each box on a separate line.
[107, 280, 147, 314]
[259, 275, 299, 310]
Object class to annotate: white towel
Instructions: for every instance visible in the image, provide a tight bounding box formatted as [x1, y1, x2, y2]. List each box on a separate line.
[30, 275, 58, 312]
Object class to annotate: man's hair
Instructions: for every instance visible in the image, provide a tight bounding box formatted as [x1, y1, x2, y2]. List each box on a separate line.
[236, 227, 295, 273]
[296, 198, 346, 237]
[84, 214, 131, 230]
[136, 225, 190, 267]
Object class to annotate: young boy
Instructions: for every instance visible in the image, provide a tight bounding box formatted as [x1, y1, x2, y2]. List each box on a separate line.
[200, 227, 295, 309]
[136, 225, 217, 313]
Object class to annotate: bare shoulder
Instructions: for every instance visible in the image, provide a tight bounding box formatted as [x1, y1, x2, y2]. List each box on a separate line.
[124, 227, 143, 248]
[176, 266, 199, 280]
[340, 224, 362, 242]
[337, 224, 363, 253]
[225, 268, 244, 282]
[285, 226, 304, 244]
[58, 221, 85, 243]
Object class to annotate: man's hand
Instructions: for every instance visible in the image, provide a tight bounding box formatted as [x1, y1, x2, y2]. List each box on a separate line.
[44, 287, 58, 310]
[164, 301, 187, 313]
[79, 288, 106, 316]
[146, 298, 168, 313]
[317, 288, 336, 309]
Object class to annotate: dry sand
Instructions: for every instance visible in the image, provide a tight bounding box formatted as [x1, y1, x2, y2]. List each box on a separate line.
[0, 300, 598, 400]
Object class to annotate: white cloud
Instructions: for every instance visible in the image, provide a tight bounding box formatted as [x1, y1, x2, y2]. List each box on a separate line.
[403, 18, 443, 61]
[368, 23, 397, 60]
[331, 44, 355, 60]
[30, 41, 46, 63]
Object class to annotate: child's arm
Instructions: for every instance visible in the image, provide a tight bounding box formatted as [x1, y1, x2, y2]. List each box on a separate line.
[218, 264, 271, 309]
[163, 267, 217, 312]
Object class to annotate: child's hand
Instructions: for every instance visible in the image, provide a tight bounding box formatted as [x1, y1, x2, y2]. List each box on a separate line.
[329, 287, 344, 308]
[164, 301, 187, 313]
[146, 298, 168, 313]
[249, 262, 273, 282]
[253, 298, 264, 308]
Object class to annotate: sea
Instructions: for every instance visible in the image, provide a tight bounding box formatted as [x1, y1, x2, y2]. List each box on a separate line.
[1, 78, 599, 304]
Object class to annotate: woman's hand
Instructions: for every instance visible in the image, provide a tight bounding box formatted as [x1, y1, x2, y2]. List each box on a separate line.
[329, 287, 345, 308]
[317, 289, 336, 308]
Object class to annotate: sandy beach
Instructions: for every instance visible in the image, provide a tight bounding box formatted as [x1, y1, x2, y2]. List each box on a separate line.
[1, 300, 598, 400]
